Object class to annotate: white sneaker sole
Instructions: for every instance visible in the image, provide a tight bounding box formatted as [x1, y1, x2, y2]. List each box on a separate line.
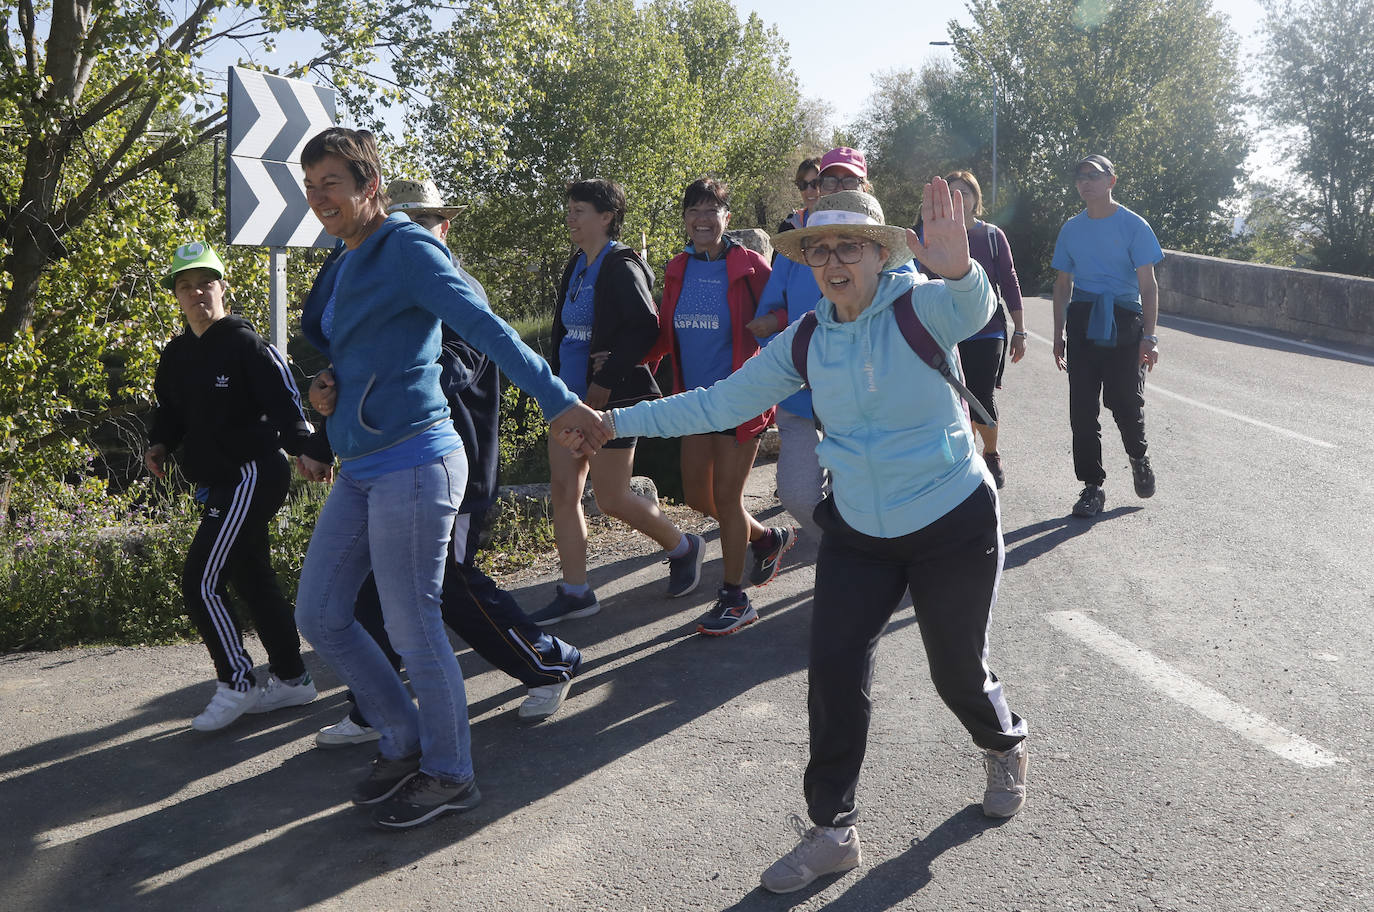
[518, 679, 574, 721]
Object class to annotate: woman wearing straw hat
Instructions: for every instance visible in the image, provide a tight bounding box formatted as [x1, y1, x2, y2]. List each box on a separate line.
[145, 242, 333, 732]
[293, 128, 607, 831]
[572, 181, 1028, 892]
[308, 178, 584, 741]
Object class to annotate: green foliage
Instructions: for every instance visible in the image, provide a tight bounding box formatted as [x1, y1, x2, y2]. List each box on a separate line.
[0, 478, 199, 650]
[1260, 0, 1374, 276]
[1222, 182, 1317, 267]
[856, 0, 1248, 288]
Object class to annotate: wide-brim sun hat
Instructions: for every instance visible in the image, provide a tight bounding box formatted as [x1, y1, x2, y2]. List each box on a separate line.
[161, 241, 227, 290]
[771, 191, 912, 272]
[386, 178, 461, 219]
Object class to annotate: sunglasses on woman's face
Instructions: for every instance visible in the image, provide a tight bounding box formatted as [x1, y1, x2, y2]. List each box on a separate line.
[819, 175, 864, 192]
[796, 178, 821, 190]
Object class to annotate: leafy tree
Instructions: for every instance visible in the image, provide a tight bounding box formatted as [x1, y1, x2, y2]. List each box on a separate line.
[1260, 0, 1374, 276]
[858, 0, 1249, 289]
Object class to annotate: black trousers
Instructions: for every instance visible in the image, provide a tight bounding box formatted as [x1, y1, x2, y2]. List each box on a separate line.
[1066, 302, 1149, 486]
[182, 452, 304, 691]
[350, 507, 580, 723]
[803, 485, 1026, 828]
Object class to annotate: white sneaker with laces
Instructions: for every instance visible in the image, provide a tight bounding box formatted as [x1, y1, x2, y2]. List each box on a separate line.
[191, 682, 262, 732]
[246, 672, 317, 714]
[315, 714, 381, 748]
[983, 741, 1028, 817]
[518, 679, 574, 721]
[760, 814, 861, 893]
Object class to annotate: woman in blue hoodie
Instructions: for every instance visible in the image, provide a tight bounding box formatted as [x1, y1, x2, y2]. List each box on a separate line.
[294, 128, 606, 831]
[584, 183, 1028, 893]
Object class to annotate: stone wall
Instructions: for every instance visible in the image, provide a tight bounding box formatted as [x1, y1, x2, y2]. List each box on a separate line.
[1157, 250, 1374, 346]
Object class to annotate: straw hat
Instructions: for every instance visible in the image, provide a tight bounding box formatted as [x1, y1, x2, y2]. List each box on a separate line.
[771, 191, 912, 272]
[385, 178, 461, 219]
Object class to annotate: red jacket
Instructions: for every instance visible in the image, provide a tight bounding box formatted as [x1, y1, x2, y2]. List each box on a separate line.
[652, 243, 775, 443]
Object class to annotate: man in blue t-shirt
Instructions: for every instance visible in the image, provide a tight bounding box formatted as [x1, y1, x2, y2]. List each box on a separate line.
[1050, 155, 1163, 518]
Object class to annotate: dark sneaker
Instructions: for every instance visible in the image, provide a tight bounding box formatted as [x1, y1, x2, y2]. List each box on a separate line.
[984, 452, 1005, 489]
[372, 773, 482, 830]
[665, 532, 704, 598]
[1071, 485, 1105, 518]
[352, 751, 422, 806]
[983, 741, 1028, 818]
[697, 587, 758, 636]
[1130, 456, 1156, 498]
[748, 526, 796, 588]
[760, 814, 862, 894]
[529, 585, 600, 627]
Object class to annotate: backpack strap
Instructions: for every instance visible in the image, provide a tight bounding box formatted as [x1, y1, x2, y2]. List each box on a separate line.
[790, 310, 819, 386]
[892, 290, 998, 428]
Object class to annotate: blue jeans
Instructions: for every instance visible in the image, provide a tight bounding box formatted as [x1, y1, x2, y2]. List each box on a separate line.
[296, 450, 473, 782]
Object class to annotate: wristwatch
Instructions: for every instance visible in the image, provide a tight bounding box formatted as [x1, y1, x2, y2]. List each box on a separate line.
[1142, 334, 1159, 344]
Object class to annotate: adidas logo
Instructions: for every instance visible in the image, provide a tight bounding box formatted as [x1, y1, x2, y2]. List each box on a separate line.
[207, 508, 221, 518]
[215, 375, 229, 388]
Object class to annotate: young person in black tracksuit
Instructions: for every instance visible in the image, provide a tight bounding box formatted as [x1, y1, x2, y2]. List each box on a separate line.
[145, 242, 333, 732]
[306, 181, 584, 743]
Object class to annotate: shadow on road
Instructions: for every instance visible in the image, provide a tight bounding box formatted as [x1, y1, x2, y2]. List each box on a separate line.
[718, 805, 1007, 910]
[1003, 506, 1143, 569]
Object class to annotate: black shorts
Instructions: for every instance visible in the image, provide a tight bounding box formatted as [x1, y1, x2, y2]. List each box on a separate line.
[956, 337, 1003, 424]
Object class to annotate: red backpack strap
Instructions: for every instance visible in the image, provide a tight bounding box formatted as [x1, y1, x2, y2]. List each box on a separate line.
[892, 289, 997, 428]
[790, 310, 819, 387]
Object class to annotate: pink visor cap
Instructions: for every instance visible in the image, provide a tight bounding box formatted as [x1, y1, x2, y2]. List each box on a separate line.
[819, 146, 867, 178]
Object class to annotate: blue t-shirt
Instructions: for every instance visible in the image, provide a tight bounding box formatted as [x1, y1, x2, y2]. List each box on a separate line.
[558, 241, 616, 398]
[674, 256, 733, 390]
[1051, 205, 1163, 301]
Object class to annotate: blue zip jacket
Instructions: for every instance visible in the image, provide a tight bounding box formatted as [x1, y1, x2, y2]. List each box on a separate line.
[614, 266, 995, 537]
[753, 253, 822, 418]
[301, 216, 577, 461]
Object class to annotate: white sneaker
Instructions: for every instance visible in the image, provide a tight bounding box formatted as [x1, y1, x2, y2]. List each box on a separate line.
[760, 815, 862, 893]
[191, 682, 263, 732]
[246, 672, 317, 714]
[316, 714, 381, 748]
[518, 679, 574, 721]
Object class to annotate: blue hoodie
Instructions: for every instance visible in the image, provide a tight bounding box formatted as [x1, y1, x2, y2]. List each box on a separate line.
[614, 265, 995, 537]
[301, 216, 576, 461]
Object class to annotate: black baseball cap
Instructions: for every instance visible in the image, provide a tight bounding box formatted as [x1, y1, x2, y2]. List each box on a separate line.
[1074, 154, 1116, 177]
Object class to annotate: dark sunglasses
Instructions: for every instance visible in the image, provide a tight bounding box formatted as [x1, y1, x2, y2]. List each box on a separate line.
[795, 178, 821, 190]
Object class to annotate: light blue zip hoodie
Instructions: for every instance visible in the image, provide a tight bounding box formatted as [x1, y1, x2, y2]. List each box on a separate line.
[301, 215, 577, 461]
[613, 265, 995, 537]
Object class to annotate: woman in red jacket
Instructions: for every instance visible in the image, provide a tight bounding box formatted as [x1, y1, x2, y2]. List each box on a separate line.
[655, 178, 795, 635]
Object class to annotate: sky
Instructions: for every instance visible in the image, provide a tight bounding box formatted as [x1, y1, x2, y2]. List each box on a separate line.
[737, 0, 1271, 127]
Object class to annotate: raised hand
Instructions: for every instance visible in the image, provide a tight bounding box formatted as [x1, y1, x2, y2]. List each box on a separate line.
[908, 176, 972, 280]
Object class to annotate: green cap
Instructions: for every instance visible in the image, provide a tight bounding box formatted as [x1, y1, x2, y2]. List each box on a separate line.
[161, 242, 227, 290]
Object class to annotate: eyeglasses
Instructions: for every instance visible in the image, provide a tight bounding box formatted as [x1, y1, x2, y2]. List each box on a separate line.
[795, 178, 821, 191]
[819, 175, 864, 192]
[801, 241, 870, 267]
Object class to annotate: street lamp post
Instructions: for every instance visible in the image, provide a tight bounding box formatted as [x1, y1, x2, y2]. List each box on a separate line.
[930, 40, 997, 212]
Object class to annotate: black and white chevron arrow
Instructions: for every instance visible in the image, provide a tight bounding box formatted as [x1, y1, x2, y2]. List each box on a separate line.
[227, 67, 338, 248]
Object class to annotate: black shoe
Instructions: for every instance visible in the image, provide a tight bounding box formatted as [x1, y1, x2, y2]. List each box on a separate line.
[697, 588, 758, 636]
[748, 527, 796, 588]
[665, 533, 704, 598]
[1130, 456, 1155, 498]
[353, 751, 422, 805]
[372, 773, 482, 830]
[984, 452, 1005, 489]
[529, 584, 600, 627]
[1071, 485, 1105, 518]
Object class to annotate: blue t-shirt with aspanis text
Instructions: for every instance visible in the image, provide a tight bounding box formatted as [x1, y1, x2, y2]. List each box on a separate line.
[674, 256, 732, 391]
[558, 240, 616, 398]
[1051, 205, 1163, 301]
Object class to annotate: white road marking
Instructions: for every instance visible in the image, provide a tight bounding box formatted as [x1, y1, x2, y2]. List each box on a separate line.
[1046, 611, 1345, 769]
[1021, 330, 1337, 449]
[1162, 314, 1374, 365]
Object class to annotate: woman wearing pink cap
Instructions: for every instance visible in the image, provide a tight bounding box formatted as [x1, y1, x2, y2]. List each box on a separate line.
[746, 147, 875, 539]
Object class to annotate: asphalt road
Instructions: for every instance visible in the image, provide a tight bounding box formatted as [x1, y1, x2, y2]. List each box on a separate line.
[2, 298, 1371, 911]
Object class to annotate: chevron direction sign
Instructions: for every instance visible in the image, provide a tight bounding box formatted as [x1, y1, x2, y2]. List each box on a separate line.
[227, 67, 337, 248]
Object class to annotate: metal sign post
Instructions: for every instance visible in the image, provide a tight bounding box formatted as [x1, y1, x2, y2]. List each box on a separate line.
[270, 248, 288, 353]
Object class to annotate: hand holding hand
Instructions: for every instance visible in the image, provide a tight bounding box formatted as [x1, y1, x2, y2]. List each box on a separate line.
[144, 444, 168, 479]
[296, 454, 334, 483]
[309, 369, 337, 416]
[908, 177, 971, 280]
[550, 402, 611, 457]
